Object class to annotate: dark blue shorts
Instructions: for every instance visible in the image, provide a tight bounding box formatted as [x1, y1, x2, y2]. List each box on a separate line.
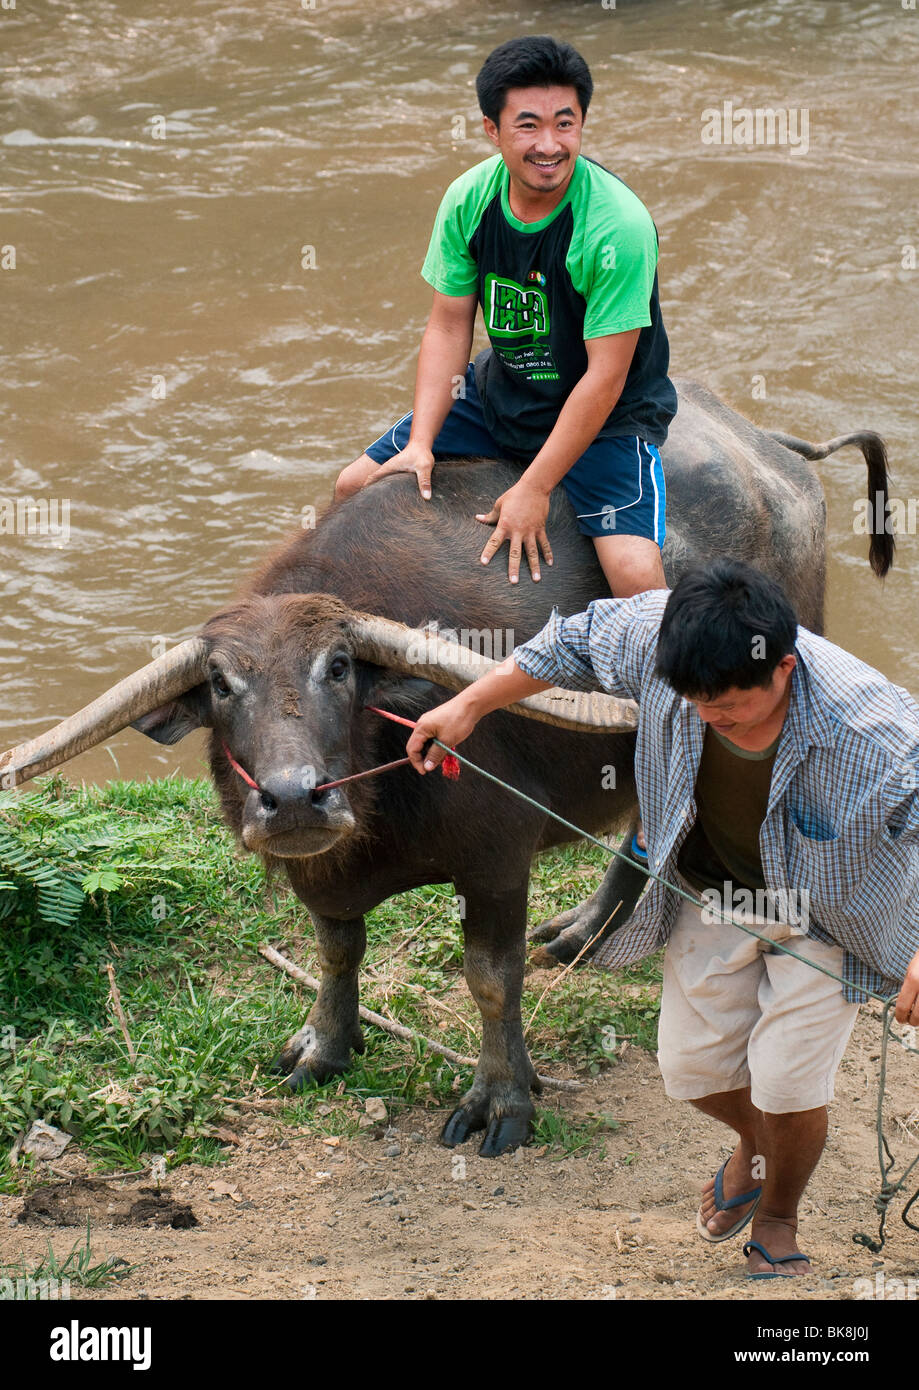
[364, 365, 666, 545]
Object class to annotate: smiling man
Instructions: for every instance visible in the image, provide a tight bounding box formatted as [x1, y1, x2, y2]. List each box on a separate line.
[404, 561, 919, 1280]
[335, 35, 677, 600]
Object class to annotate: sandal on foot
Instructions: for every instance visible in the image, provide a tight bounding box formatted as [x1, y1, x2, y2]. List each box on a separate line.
[629, 833, 648, 862]
[742, 1239, 811, 1279]
[696, 1159, 762, 1243]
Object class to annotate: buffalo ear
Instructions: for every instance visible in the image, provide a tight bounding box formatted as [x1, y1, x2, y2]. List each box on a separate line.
[131, 684, 212, 745]
[363, 671, 437, 719]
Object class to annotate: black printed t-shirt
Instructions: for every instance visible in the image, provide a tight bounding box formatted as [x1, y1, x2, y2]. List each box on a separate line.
[420, 153, 677, 458]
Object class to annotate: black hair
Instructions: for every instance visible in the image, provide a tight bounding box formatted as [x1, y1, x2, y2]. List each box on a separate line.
[475, 36, 593, 126]
[655, 561, 798, 700]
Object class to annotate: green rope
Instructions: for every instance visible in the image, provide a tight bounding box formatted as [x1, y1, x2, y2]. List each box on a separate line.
[431, 736, 919, 1253]
[852, 998, 919, 1254]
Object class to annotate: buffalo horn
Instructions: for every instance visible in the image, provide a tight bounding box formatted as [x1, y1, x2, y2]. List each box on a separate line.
[348, 615, 638, 733]
[0, 638, 209, 789]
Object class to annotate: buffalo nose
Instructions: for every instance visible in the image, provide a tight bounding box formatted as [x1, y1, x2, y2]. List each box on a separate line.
[256, 770, 332, 816]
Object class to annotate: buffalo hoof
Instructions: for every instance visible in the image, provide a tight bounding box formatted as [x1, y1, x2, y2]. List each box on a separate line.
[479, 1114, 531, 1158]
[441, 1093, 533, 1156]
[440, 1104, 488, 1148]
[270, 1042, 302, 1076]
[270, 1020, 363, 1088]
[281, 1059, 350, 1090]
[528, 909, 604, 965]
[529, 841, 649, 964]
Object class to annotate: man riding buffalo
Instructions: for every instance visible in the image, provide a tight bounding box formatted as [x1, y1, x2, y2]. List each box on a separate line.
[336, 33, 673, 862]
[336, 34, 674, 599]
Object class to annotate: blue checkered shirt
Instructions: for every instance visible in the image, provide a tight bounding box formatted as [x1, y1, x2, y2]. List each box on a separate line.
[513, 590, 919, 1002]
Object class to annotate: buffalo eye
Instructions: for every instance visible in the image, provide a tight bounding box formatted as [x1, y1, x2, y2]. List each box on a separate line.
[329, 655, 350, 681]
[210, 669, 232, 699]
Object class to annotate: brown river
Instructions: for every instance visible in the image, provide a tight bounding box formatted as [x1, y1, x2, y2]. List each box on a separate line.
[1, 0, 917, 786]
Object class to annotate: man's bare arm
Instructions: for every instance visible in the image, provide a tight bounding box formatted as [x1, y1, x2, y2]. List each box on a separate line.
[476, 329, 641, 581]
[405, 658, 553, 772]
[520, 329, 641, 495]
[374, 289, 478, 499]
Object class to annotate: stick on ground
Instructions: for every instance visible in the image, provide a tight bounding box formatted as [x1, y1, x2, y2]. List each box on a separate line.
[259, 943, 580, 1091]
[104, 962, 136, 1065]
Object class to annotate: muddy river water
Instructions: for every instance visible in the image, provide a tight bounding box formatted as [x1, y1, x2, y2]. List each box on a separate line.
[1, 0, 917, 785]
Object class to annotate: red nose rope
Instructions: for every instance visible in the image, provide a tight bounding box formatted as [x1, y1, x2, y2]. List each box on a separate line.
[220, 704, 460, 796]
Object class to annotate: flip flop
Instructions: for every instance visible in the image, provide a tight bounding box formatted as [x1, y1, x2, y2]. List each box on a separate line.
[743, 1239, 811, 1279]
[629, 833, 648, 862]
[696, 1159, 762, 1243]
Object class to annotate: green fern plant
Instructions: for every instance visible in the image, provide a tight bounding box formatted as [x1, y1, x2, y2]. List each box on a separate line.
[0, 827, 86, 928]
[0, 780, 185, 929]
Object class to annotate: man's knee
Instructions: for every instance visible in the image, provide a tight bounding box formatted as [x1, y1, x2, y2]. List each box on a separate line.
[747, 1050, 849, 1115]
[335, 456, 378, 501]
[592, 535, 666, 597]
[334, 467, 358, 501]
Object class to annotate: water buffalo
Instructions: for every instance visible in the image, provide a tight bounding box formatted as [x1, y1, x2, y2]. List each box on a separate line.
[1, 380, 893, 1156]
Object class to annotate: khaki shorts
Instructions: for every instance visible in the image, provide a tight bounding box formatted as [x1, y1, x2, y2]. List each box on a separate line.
[657, 885, 860, 1114]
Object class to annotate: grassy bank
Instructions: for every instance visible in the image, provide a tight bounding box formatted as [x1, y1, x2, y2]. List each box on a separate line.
[0, 777, 661, 1187]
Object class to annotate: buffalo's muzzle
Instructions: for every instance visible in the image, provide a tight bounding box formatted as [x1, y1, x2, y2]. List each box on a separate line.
[240, 768, 355, 856]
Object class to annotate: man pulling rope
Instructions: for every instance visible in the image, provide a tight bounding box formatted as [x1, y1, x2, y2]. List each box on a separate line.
[404, 559, 919, 1280]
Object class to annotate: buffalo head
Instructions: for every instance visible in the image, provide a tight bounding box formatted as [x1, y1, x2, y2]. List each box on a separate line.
[135, 594, 436, 858]
[0, 594, 638, 828]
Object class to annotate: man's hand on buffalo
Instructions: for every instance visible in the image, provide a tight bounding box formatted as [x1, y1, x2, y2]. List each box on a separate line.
[475, 478, 554, 583]
[406, 692, 480, 773]
[370, 439, 436, 500]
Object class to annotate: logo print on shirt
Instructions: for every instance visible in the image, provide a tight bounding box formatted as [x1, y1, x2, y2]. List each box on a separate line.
[485, 274, 550, 339]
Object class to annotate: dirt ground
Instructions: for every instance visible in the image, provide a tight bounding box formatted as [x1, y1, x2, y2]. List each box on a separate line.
[3, 1002, 918, 1302]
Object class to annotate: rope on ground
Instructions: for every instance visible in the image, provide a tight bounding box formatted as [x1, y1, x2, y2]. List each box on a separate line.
[852, 997, 919, 1253]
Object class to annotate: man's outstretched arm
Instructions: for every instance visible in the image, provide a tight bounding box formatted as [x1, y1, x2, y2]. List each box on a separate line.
[406, 593, 657, 772]
[405, 657, 553, 772]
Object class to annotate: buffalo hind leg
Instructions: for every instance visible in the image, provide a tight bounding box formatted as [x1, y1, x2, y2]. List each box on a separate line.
[529, 818, 649, 965]
[444, 879, 540, 1158]
[271, 912, 366, 1087]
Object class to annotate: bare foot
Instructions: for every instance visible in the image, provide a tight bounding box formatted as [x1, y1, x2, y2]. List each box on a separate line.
[698, 1143, 760, 1238]
[745, 1216, 811, 1276]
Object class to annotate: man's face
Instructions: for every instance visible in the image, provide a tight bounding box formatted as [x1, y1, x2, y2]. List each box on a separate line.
[482, 85, 583, 197]
[688, 656, 796, 740]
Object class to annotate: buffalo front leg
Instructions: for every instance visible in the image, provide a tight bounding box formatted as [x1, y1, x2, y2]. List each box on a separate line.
[443, 879, 540, 1158]
[271, 912, 366, 1088]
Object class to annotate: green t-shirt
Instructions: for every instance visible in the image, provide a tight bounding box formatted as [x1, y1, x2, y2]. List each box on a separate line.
[421, 153, 677, 456]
